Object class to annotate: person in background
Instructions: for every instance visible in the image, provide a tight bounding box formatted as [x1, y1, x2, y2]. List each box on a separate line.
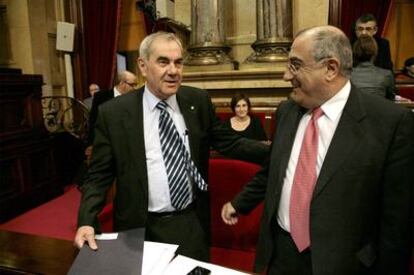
[83, 83, 100, 110]
[74, 32, 269, 261]
[85, 70, 137, 159]
[396, 57, 414, 81]
[354, 13, 393, 71]
[222, 25, 413, 275]
[223, 93, 268, 141]
[351, 34, 396, 100]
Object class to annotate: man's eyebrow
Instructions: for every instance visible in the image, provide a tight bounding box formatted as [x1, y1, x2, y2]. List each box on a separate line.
[157, 56, 170, 61]
[156, 56, 183, 62]
[289, 57, 302, 63]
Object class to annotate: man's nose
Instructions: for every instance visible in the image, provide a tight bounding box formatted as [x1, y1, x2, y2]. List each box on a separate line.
[283, 68, 294, 82]
[168, 63, 178, 74]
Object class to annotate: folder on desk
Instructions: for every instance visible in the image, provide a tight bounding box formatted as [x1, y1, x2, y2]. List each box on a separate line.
[68, 228, 145, 275]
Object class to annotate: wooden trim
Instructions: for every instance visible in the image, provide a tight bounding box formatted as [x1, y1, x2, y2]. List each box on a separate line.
[328, 0, 342, 28]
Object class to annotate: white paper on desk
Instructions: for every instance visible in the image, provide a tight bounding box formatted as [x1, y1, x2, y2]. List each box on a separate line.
[163, 255, 249, 275]
[142, 241, 178, 275]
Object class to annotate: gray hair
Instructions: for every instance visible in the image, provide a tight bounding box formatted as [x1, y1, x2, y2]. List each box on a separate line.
[116, 70, 134, 84]
[307, 27, 353, 77]
[139, 32, 183, 60]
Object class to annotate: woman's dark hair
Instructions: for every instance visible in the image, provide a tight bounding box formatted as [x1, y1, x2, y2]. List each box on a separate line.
[403, 57, 414, 74]
[230, 93, 251, 113]
[353, 35, 378, 66]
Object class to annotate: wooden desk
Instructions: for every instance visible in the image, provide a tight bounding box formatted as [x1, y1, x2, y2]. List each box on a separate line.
[0, 230, 78, 274]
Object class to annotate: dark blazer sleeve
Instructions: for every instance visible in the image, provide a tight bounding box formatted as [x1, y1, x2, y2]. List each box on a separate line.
[376, 109, 414, 274]
[250, 116, 268, 140]
[78, 103, 116, 230]
[384, 70, 396, 100]
[86, 90, 113, 146]
[210, 117, 270, 164]
[374, 38, 393, 71]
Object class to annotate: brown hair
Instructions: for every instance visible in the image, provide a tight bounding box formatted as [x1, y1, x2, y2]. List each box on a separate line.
[230, 93, 251, 113]
[353, 35, 377, 65]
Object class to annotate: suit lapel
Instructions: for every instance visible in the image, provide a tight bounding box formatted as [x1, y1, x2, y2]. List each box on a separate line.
[121, 88, 148, 184]
[269, 103, 304, 198]
[313, 87, 366, 199]
[176, 89, 198, 157]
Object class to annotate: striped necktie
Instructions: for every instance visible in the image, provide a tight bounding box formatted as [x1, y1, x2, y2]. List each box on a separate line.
[156, 101, 207, 210]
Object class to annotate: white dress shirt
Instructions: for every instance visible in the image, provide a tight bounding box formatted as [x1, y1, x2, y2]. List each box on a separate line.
[277, 81, 351, 232]
[114, 87, 122, 97]
[143, 86, 192, 212]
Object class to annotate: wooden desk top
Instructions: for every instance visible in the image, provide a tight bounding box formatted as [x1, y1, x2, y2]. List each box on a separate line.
[0, 230, 78, 275]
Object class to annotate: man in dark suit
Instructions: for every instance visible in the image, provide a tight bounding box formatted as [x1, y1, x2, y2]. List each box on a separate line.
[74, 32, 269, 261]
[85, 70, 137, 157]
[222, 26, 413, 275]
[354, 13, 393, 71]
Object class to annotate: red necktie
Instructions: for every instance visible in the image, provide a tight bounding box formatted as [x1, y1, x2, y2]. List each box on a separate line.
[289, 107, 324, 252]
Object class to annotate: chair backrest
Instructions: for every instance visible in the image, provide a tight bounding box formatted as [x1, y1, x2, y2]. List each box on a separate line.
[209, 158, 263, 252]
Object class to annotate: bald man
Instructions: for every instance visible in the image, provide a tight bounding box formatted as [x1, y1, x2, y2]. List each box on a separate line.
[222, 26, 413, 275]
[86, 70, 137, 147]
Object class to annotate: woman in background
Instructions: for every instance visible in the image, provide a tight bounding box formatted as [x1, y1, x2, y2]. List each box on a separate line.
[351, 34, 396, 100]
[224, 93, 268, 142]
[396, 57, 414, 81]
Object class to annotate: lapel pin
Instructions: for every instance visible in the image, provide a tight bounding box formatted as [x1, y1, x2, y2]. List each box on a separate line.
[190, 106, 195, 111]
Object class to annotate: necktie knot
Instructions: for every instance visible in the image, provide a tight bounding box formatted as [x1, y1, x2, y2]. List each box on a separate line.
[311, 107, 324, 121]
[156, 100, 168, 111]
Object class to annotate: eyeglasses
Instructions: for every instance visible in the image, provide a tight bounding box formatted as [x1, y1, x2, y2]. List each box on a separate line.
[124, 81, 137, 87]
[356, 26, 377, 32]
[286, 58, 328, 75]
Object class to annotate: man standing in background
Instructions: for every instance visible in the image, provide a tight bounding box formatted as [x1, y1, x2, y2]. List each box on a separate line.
[85, 70, 137, 158]
[83, 83, 100, 110]
[354, 13, 393, 71]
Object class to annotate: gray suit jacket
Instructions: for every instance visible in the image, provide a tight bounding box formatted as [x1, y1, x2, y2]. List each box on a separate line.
[232, 86, 414, 275]
[351, 62, 396, 100]
[78, 85, 269, 235]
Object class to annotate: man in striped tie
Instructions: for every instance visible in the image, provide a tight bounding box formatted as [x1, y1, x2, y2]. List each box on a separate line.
[74, 32, 269, 261]
[222, 26, 413, 275]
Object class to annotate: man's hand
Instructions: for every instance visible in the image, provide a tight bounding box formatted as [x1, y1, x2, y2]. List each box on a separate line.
[221, 202, 239, 225]
[74, 225, 98, 250]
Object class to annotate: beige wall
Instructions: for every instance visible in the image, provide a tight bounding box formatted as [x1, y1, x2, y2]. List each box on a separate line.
[174, 0, 329, 64]
[2, 0, 66, 96]
[6, 0, 34, 73]
[293, 0, 329, 35]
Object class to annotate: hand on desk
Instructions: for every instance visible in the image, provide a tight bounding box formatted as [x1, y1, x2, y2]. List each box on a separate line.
[74, 225, 98, 250]
[221, 202, 239, 225]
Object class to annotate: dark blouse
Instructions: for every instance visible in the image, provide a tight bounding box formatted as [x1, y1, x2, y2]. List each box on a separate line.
[223, 116, 268, 141]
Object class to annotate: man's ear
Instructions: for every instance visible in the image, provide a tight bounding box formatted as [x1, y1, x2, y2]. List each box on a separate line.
[372, 26, 378, 36]
[137, 57, 147, 77]
[325, 58, 340, 81]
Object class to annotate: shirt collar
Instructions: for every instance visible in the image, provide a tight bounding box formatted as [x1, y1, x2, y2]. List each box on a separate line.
[114, 87, 122, 97]
[144, 85, 178, 112]
[319, 80, 351, 122]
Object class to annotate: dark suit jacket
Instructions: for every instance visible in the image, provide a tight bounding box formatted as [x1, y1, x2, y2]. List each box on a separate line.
[351, 62, 396, 100]
[86, 89, 114, 145]
[78, 86, 269, 235]
[374, 37, 393, 71]
[232, 86, 414, 275]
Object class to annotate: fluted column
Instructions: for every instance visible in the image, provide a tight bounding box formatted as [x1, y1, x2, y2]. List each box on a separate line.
[246, 0, 293, 63]
[184, 0, 232, 66]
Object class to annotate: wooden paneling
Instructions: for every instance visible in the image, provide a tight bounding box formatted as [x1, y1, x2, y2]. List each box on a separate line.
[0, 69, 61, 223]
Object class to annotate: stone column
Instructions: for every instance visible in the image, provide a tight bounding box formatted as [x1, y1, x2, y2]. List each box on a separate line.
[246, 0, 293, 63]
[184, 0, 232, 67]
